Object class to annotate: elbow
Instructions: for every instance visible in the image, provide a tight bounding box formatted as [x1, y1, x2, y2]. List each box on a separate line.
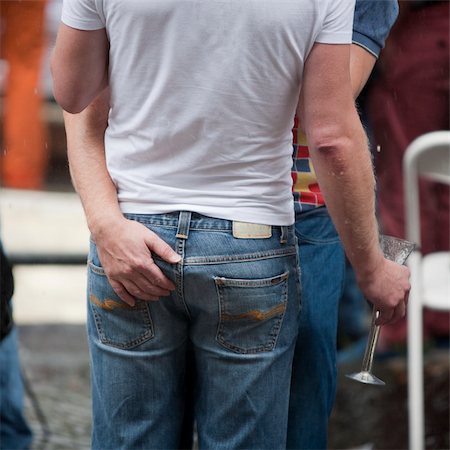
[52, 76, 89, 114]
[52, 79, 104, 114]
[307, 124, 374, 183]
[306, 114, 368, 156]
[51, 61, 89, 113]
[307, 125, 354, 155]
[53, 90, 88, 114]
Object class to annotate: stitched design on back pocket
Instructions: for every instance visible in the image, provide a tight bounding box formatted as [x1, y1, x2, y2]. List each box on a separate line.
[88, 262, 154, 349]
[215, 272, 288, 354]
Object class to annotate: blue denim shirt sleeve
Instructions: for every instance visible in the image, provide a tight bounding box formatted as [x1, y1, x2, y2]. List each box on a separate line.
[352, 0, 399, 58]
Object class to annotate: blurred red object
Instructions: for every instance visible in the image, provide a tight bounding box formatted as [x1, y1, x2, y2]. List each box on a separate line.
[0, 0, 48, 190]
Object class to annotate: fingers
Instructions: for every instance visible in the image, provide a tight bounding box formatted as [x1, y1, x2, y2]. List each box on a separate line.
[125, 272, 172, 299]
[392, 301, 406, 323]
[364, 258, 411, 327]
[376, 303, 405, 326]
[404, 288, 410, 307]
[110, 276, 169, 306]
[375, 308, 394, 326]
[105, 257, 177, 305]
[109, 265, 175, 304]
[110, 279, 137, 307]
[375, 290, 409, 326]
[95, 221, 181, 305]
[122, 278, 163, 301]
[136, 260, 177, 292]
[145, 230, 181, 264]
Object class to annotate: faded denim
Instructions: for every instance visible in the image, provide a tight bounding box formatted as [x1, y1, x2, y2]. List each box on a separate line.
[87, 211, 300, 450]
[0, 327, 33, 450]
[287, 207, 346, 450]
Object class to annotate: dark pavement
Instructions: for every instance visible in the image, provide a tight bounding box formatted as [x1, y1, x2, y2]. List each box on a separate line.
[17, 324, 449, 450]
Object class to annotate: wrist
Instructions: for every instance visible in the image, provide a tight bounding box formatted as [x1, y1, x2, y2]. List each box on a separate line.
[354, 248, 385, 285]
[88, 209, 125, 240]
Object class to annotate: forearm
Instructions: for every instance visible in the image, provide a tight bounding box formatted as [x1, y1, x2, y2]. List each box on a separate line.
[300, 43, 383, 279]
[64, 88, 122, 237]
[309, 44, 376, 272]
[308, 118, 382, 280]
[64, 90, 179, 304]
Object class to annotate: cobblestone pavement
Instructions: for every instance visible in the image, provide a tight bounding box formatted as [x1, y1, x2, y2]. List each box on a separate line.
[17, 324, 449, 450]
[19, 325, 91, 450]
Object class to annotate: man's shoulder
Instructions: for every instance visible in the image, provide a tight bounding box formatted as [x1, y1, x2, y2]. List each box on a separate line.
[352, 0, 399, 58]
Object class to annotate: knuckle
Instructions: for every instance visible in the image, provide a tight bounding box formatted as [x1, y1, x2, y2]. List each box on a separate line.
[130, 288, 141, 297]
[131, 257, 147, 270]
[122, 266, 134, 277]
[135, 261, 149, 272]
[114, 285, 125, 294]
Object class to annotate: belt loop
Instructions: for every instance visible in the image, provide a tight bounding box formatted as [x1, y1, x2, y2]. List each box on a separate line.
[280, 226, 288, 244]
[176, 211, 192, 239]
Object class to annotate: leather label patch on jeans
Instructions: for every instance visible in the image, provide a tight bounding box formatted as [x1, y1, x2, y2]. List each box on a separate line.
[232, 222, 272, 239]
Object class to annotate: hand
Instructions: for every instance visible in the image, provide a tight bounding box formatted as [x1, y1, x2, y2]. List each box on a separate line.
[357, 258, 411, 326]
[93, 216, 181, 306]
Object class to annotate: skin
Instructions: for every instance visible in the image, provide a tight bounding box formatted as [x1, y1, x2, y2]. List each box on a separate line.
[51, 24, 109, 114]
[52, 26, 410, 325]
[63, 90, 180, 306]
[350, 44, 378, 98]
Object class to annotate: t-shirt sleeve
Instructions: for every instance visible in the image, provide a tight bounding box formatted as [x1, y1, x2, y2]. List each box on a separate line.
[352, 0, 399, 58]
[61, 0, 105, 30]
[316, 0, 356, 44]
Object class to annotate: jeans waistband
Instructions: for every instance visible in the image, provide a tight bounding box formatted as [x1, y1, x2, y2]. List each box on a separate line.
[124, 211, 293, 243]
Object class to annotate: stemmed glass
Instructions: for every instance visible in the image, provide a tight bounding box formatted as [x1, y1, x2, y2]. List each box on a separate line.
[346, 235, 415, 385]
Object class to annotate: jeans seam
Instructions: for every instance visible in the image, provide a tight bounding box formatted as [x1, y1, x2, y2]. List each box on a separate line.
[295, 233, 340, 245]
[185, 246, 297, 265]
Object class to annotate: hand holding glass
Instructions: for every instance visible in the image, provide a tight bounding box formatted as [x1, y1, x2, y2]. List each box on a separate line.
[346, 235, 415, 385]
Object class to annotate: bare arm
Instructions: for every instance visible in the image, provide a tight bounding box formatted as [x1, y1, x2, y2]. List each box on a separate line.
[51, 24, 109, 113]
[299, 43, 410, 325]
[64, 89, 180, 306]
[350, 44, 376, 99]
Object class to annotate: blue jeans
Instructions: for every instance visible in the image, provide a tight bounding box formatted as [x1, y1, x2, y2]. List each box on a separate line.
[87, 211, 301, 450]
[287, 207, 345, 450]
[0, 326, 33, 450]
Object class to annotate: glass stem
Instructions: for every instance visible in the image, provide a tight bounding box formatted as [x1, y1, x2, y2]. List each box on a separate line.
[361, 308, 380, 373]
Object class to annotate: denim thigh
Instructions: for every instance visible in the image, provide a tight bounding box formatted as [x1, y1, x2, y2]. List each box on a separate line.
[287, 207, 345, 450]
[87, 212, 301, 450]
[87, 237, 189, 450]
[0, 327, 33, 450]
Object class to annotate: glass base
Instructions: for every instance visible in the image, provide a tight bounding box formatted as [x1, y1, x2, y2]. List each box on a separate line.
[346, 371, 385, 386]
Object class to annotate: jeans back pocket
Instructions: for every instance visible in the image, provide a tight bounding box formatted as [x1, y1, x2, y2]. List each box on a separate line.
[88, 262, 154, 349]
[215, 272, 288, 354]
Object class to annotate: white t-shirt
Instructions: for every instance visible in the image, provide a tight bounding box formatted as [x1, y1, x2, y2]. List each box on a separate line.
[62, 0, 354, 225]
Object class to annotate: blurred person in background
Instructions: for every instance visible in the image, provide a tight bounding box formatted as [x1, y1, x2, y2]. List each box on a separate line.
[0, 0, 48, 190]
[366, 0, 450, 352]
[0, 238, 33, 450]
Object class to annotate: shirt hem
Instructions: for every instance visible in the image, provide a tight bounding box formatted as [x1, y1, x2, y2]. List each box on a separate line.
[315, 31, 352, 45]
[119, 203, 294, 227]
[61, 15, 105, 31]
[352, 32, 381, 58]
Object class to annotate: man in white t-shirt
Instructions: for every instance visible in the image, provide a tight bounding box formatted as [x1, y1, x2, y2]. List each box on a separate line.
[51, 1, 410, 448]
